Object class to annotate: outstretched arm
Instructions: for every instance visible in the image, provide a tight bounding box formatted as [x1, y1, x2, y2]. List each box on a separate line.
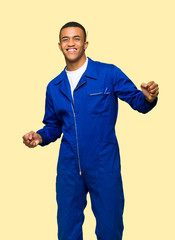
[22, 83, 62, 148]
[36, 83, 62, 146]
[113, 66, 159, 113]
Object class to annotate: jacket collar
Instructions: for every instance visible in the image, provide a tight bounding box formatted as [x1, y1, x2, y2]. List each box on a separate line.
[53, 57, 97, 85]
[84, 57, 98, 80]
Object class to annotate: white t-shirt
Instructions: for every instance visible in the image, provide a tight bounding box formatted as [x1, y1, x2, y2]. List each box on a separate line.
[66, 58, 88, 100]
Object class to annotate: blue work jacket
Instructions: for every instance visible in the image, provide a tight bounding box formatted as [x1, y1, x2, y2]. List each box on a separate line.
[37, 57, 157, 176]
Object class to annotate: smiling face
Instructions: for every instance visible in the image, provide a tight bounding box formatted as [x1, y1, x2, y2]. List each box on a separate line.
[58, 27, 88, 68]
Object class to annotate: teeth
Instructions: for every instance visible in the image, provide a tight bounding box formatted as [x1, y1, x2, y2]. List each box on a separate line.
[67, 49, 76, 52]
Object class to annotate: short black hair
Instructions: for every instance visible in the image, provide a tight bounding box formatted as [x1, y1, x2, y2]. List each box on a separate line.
[59, 21, 87, 42]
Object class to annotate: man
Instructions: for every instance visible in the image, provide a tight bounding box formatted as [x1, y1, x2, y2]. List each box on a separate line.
[23, 22, 159, 240]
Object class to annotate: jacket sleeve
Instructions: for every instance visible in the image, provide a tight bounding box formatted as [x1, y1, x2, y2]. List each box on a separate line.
[113, 65, 158, 113]
[36, 84, 62, 146]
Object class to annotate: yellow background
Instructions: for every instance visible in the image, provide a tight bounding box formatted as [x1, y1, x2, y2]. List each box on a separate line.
[0, 0, 174, 239]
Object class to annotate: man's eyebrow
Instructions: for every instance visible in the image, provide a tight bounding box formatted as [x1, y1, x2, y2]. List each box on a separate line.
[62, 36, 69, 39]
[61, 35, 81, 39]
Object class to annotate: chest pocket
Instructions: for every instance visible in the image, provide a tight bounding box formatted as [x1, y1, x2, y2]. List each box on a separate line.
[87, 88, 111, 117]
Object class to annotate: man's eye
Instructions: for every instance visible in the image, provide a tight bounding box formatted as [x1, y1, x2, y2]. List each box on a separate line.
[75, 38, 80, 41]
[62, 38, 68, 42]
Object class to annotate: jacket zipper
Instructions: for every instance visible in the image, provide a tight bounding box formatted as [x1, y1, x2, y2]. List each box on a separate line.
[71, 102, 82, 176]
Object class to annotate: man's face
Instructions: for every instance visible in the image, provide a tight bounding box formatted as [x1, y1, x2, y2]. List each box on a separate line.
[58, 27, 88, 63]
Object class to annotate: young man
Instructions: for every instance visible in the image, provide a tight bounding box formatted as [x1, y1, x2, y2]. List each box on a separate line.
[23, 22, 159, 240]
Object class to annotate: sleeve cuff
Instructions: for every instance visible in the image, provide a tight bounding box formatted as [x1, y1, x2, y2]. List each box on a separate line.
[36, 130, 48, 147]
[142, 95, 158, 112]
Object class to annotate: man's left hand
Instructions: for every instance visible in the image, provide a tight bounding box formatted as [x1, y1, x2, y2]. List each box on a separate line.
[141, 81, 159, 103]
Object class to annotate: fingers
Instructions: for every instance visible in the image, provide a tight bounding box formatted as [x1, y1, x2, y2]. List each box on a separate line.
[28, 131, 35, 140]
[23, 131, 34, 141]
[141, 83, 147, 88]
[141, 81, 159, 103]
[146, 81, 155, 88]
[141, 81, 159, 96]
[22, 131, 39, 148]
[147, 81, 158, 90]
[150, 89, 159, 97]
[149, 86, 159, 94]
[23, 139, 38, 148]
[148, 82, 159, 98]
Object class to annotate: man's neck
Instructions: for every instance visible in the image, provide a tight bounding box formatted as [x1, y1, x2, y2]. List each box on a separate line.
[66, 55, 87, 71]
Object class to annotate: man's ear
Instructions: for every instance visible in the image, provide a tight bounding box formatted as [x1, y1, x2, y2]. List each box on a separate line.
[58, 42, 62, 51]
[84, 41, 89, 50]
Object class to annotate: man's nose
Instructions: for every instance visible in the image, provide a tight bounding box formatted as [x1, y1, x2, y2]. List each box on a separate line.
[68, 38, 75, 46]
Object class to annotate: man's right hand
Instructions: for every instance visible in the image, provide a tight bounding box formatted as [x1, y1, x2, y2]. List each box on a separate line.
[22, 131, 42, 148]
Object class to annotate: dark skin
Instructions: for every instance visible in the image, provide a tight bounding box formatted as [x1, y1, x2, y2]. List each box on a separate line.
[58, 27, 88, 71]
[140, 81, 159, 103]
[22, 26, 159, 148]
